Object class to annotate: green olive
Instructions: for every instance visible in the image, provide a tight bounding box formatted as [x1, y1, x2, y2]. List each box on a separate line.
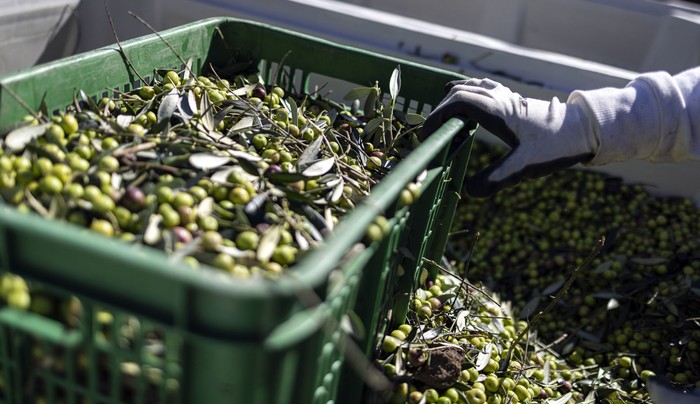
[63, 183, 84, 199]
[172, 192, 195, 208]
[138, 86, 155, 100]
[228, 187, 251, 205]
[38, 175, 63, 194]
[90, 219, 114, 237]
[381, 336, 400, 353]
[98, 156, 120, 173]
[45, 123, 65, 144]
[164, 71, 181, 86]
[271, 245, 297, 266]
[464, 388, 487, 404]
[201, 231, 223, 250]
[235, 231, 259, 250]
[92, 194, 115, 214]
[252, 134, 268, 150]
[59, 114, 79, 135]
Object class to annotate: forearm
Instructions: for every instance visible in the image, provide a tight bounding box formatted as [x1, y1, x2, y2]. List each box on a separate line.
[568, 66, 700, 165]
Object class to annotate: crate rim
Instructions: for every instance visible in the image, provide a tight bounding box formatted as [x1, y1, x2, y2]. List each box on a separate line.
[0, 17, 474, 345]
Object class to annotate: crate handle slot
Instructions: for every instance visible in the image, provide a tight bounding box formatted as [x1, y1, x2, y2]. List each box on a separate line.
[0, 307, 84, 348]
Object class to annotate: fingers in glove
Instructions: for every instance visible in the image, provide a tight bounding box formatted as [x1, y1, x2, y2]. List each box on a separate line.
[446, 77, 503, 92]
[422, 91, 518, 147]
[464, 152, 593, 198]
[445, 79, 470, 92]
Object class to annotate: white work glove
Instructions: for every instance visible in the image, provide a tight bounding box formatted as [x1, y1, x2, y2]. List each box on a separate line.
[422, 78, 598, 198]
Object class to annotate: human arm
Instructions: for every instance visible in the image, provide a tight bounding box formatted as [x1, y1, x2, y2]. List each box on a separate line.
[422, 66, 700, 198]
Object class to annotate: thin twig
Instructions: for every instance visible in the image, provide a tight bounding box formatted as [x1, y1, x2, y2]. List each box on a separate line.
[104, 1, 146, 83]
[422, 257, 501, 306]
[0, 84, 42, 119]
[499, 236, 606, 373]
[272, 50, 292, 88]
[128, 11, 194, 78]
[112, 141, 157, 157]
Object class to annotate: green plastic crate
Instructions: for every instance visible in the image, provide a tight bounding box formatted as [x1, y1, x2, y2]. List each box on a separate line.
[0, 17, 475, 404]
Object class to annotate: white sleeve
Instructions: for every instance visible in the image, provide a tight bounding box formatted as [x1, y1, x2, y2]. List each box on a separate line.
[567, 66, 700, 166]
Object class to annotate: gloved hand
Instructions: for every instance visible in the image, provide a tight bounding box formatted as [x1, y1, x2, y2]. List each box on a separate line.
[422, 78, 598, 198]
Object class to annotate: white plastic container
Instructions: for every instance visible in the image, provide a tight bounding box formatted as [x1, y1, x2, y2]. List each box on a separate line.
[344, 0, 700, 74]
[54, 0, 700, 198]
[0, 0, 80, 75]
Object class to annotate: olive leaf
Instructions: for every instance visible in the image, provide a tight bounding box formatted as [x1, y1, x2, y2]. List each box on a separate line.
[297, 135, 323, 170]
[216, 244, 252, 258]
[405, 113, 425, 125]
[364, 86, 378, 119]
[302, 158, 335, 177]
[278, 97, 292, 116]
[214, 105, 234, 128]
[547, 393, 573, 404]
[229, 116, 256, 133]
[606, 298, 620, 310]
[177, 90, 197, 123]
[422, 326, 443, 340]
[157, 88, 179, 123]
[4, 123, 49, 151]
[116, 115, 134, 128]
[519, 296, 540, 319]
[455, 310, 469, 332]
[663, 300, 679, 317]
[329, 179, 345, 203]
[343, 86, 374, 101]
[474, 342, 493, 371]
[79, 89, 100, 112]
[301, 204, 329, 234]
[244, 193, 268, 224]
[213, 203, 236, 220]
[288, 97, 299, 126]
[183, 58, 193, 80]
[631, 257, 667, 265]
[134, 98, 155, 120]
[228, 149, 262, 162]
[210, 166, 236, 183]
[593, 260, 613, 274]
[363, 117, 383, 139]
[231, 83, 257, 97]
[257, 225, 281, 263]
[188, 153, 230, 170]
[542, 279, 565, 296]
[389, 65, 401, 101]
[266, 172, 307, 184]
[324, 207, 335, 232]
[199, 91, 215, 133]
[238, 158, 261, 176]
[326, 109, 338, 126]
[143, 214, 163, 245]
[197, 197, 214, 218]
[295, 230, 311, 251]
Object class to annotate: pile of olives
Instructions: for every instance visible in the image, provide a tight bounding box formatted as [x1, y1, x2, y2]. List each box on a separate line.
[374, 271, 592, 404]
[440, 140, 700, 402]
[0, 65, 424, 291]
